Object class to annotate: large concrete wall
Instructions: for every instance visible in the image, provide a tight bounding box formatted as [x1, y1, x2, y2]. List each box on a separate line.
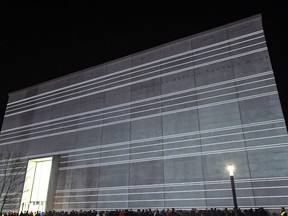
[0, 14, 288, 212]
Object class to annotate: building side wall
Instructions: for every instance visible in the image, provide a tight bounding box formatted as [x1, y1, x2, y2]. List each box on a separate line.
[0, 15, 288, 212]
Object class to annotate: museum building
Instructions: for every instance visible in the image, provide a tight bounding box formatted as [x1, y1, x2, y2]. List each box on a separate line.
[0, 14, 287, 213]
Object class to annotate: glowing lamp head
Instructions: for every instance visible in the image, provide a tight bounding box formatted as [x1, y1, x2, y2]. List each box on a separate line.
[227, 164, 235, 176]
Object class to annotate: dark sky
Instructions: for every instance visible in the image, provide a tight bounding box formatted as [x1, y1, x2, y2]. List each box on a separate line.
[1, 1, 287, 130]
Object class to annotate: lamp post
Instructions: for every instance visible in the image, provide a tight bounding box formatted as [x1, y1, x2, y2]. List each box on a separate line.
[227, 164, 238, 216]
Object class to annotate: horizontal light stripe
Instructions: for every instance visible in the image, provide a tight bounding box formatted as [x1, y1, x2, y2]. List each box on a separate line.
[2, 70, 273, 135]
[61, 126, 286, 159]
[7, 30, 264, 107]
[7, 39, 266, 114]
[4, 46, 268, 117]
[54, 195, 288, 205]
[6, 119, 285, 162]
[7, 41, 267, 115]
[56, 176, 288, 193]
[60, 133, 287, 165]
[63, 119, 283, 157]
[2, 77, 275, 138]
[1, 70, 274, 135]
[59, 142, 288, 170]
[52, 205, 285, 211]
[0, 78, 276, 141]
[55, 185, 288, 198]
[0, 81, 276, 142]
[6, 37, 265, 113]
[0, 90, 278, 146]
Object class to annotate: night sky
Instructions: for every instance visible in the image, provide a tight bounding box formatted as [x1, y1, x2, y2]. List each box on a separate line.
[1, 2, 287, 129]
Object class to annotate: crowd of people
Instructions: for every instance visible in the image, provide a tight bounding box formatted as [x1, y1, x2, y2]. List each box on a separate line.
[2, 207, 286, 216]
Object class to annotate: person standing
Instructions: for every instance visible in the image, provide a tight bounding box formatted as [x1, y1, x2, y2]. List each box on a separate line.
[280, 207, 287, 216]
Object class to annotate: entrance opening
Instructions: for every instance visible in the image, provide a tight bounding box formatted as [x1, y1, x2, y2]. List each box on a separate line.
[20, 157, 52, 213]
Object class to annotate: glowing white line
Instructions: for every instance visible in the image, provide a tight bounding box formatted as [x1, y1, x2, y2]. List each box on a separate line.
[4, 47, 267, 117]
[55, 176, 288, 193]
[7, 35, 265, 111]
[58, 142, 288, 170]
[6, 39, 266, 112]
[1, 70, 273, 134]
[60, 134, 287, 164]
[7, 30, 264, 106]
[62, 126, 285, 159]
[53, 195, 288, 205]
[6, 119, 284, 161]
[0, 91, 277, 146]
[0, 83, 276, 141]
[55, 185, 288, 198]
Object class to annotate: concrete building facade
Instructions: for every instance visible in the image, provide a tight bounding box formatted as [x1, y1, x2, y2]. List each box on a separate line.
[0, 14, 287, 212]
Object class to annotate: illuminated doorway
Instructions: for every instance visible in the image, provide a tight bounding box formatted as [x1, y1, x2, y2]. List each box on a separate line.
[20, 157, 52, 213]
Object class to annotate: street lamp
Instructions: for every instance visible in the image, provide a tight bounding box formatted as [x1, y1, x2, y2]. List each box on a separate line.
[227, 164, 238, 216]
